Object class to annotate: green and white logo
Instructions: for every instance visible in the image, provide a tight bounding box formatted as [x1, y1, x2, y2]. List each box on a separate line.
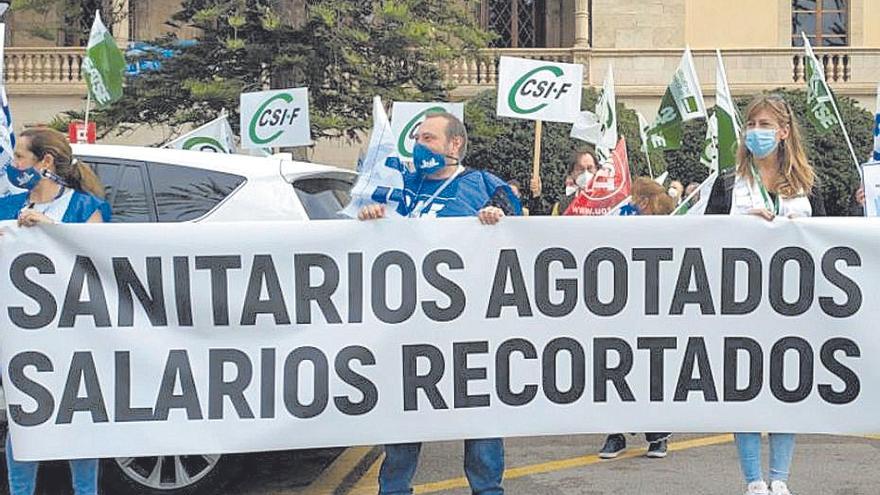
[165, 114, 237, 154]
[496, 56, 582, 123]
[183, 136, 225, 152]
[240, 87, 311, 149]
[391, 102, 465, 158]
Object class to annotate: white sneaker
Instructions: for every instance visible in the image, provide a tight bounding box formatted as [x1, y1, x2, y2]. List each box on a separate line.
[745, 480, 769, 495]
[770, 480, 792, 495]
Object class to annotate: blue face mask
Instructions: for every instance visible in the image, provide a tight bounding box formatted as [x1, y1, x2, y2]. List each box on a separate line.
[412, 142, 453, 177]
[5, 164, 42, 190]
[745, 129, 779, 159]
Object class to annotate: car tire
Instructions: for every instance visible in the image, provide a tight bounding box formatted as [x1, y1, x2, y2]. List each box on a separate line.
[101, 454, 243, 495]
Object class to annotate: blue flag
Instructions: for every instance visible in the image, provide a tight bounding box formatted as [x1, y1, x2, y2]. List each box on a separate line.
[0, 86, 22, 198]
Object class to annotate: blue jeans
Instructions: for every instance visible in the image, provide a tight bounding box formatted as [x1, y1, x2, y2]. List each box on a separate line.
[734, 432, 795, 484]
[379, 438, 504, 494]
[5, 435, 99, 495]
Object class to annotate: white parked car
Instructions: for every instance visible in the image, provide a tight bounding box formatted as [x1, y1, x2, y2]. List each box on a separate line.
[0, 145, 356, 494]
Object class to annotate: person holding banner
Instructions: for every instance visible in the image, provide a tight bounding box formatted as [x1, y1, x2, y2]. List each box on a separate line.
[0, 127, 109, 495]
[358, 111, 519, 494]
[705, 94, 823, 495]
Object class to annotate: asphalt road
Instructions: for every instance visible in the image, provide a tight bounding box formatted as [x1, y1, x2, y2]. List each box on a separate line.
[10, 434, 880, 494]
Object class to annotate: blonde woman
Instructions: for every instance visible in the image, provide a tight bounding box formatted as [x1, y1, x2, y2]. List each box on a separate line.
[705, 94, 824, 495]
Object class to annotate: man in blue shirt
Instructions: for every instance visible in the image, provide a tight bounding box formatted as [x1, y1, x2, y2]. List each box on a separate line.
[358, 111, 518, 494]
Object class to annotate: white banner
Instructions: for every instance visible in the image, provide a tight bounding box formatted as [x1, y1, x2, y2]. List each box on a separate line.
[0, 216, 877, 460]
[862, 161, 880, 216]
[240, 87, 310, 149]
[391, 102, 464, 159]
[496, 56, 583, 123]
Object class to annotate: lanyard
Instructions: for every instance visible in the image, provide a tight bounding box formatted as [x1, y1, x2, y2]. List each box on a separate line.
[410, 166, 464, 218]
[749, 161, 780, 215]
[23, 186, 66, 214]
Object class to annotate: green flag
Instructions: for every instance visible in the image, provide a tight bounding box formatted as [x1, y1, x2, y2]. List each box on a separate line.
[703, 50, 741, 173]
[81, 11, 125, 108]
[802, 33, 840, 133]
[646, 48, 707, 152]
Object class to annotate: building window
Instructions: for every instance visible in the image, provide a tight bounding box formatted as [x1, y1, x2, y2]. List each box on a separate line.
[792, 0, 848, 47]
[479, 0, 546, 48]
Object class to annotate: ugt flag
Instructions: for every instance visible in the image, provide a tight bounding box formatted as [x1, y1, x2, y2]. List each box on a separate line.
[81, 11, 125, 108]
[802, 33, 840, 134]
[165, 114, 237, 153]
[701, 51, 741, 174]
[646, 48, 706, 152]
[564, 137, 632, 216]
[571, 66, 617, 161]
[340, 96, 405, 218]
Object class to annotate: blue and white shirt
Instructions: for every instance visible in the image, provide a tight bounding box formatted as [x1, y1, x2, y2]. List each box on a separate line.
[394, 167, 522, 218]
[0, 189, 112, 223]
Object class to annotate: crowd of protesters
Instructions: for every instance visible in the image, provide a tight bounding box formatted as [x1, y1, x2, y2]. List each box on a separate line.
[0, 91, 868, 495]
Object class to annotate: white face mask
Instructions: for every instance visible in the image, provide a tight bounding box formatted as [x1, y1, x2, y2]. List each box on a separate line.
[668, 187, 681, 199]
[575, 171, 593, 188]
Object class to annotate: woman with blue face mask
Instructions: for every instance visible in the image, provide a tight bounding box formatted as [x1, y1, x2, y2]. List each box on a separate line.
[705, 95, 824, 495]
[0, 127, 109, 495]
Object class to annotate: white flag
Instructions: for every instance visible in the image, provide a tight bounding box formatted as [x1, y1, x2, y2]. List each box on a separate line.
[672, 171, 717, 216]
[340, 96, 404, 218]
[165, 114, 237, 153]
[700, 112, 719, 172]
[572, 66, 617, 160]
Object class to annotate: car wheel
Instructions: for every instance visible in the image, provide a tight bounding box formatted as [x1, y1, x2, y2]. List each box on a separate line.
[101, 454, 242, 494]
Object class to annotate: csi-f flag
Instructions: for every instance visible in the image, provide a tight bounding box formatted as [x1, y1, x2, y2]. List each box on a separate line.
[571, 66, 617, 160]
[802, 33, 840, 133]
[646, 48, 706, 152]
[340, 96, 404, 219]
[165, 114, 237, 153]
[81, 11, 125, 108]
[701, 51, 741, 173]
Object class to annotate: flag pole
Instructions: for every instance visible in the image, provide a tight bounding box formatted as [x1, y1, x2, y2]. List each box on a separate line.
[532, 120, 543, 181]
[802, 33, 860, 173]
[84, 91, 92, 130]
[644, 149, 654, 179]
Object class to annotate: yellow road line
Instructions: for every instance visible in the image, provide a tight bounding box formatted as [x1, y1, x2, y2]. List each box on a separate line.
[301, 446, 374, 495]
[346, 452, 385, 495]
[411, 434, 734, 494]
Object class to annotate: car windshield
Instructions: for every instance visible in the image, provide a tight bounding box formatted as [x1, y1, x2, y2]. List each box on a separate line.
[293, 177, 353, 220]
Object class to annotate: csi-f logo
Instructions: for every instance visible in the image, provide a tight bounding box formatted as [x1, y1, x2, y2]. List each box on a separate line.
[248, 93, 302, 145]
[183, 137, 226, 153]
[398, 106, 445, 158]
[508, 65, 573, 115]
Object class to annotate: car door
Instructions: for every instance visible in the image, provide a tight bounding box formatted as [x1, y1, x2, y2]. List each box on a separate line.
[80, 157, 158, 222]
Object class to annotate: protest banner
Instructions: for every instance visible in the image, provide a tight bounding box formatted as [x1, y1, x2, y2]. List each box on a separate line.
[240, 87, 311, 149]
[564, 137, 632, 215]
[1, 215, 876, 461]
[391, 102, 464, 159]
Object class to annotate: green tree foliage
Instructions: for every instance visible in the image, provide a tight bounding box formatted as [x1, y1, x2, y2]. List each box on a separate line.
[465, 89, 665, 213]
[11, 0, 125, 44]
[93, 0, 490, 141]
